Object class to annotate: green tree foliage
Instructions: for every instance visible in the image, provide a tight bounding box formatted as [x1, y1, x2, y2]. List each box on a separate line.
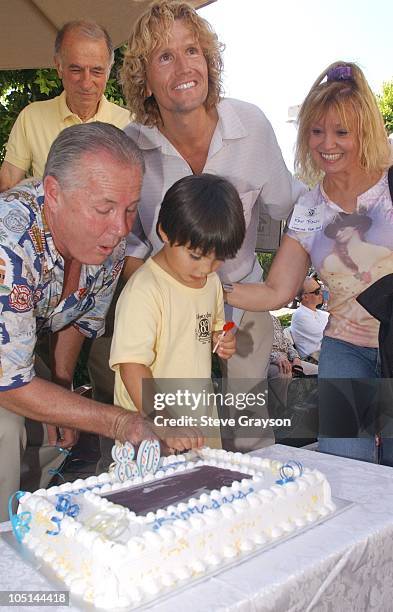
[257, 251, 275, 277]
[0, 48, 125, 162]
[377, 80, 393, 136]
[277, 313, 293, 328]
[0, 68, 60, 161]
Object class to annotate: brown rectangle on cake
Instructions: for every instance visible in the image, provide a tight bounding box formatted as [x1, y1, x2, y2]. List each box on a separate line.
[103, 465, 251, 515]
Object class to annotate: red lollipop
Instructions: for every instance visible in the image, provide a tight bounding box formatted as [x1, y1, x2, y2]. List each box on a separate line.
[213, 321, 235, 353]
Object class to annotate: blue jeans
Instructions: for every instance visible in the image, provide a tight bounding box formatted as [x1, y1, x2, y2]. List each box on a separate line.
[319, 336, 381, 378]
[318, 337, 393, 465]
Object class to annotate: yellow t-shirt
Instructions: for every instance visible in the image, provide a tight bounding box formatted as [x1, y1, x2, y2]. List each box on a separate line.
[110, 257, 225, 411]
[5, 91, 130, 178]
[109, 259, 224, 448]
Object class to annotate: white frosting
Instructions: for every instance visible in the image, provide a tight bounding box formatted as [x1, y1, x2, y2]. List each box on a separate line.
[18, 448, 335, 609]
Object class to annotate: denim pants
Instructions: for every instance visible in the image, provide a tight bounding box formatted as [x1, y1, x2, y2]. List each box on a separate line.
[318, 336, 393, 465]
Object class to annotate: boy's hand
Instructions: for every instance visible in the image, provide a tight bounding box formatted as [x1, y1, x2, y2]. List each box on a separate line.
[213, 329, 236, 360]
[161, 427, 204, 452]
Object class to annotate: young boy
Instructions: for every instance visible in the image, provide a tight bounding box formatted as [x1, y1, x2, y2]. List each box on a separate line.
[109, 174, 246, 449]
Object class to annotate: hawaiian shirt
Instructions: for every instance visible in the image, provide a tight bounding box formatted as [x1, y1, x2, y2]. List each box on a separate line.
[0, 181, 125, 390]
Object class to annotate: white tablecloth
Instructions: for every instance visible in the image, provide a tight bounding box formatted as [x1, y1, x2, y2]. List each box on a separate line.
[1, 444, 393, 612]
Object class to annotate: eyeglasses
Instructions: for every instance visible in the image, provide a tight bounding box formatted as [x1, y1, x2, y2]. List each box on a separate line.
[304, 288, 321, 296]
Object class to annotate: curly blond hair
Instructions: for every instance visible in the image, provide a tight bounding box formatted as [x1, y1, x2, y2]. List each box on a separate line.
[295, 61, 391, 184]
[120, 0, 224, 127]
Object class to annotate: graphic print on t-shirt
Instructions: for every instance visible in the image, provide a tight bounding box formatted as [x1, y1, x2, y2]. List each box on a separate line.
[286, 174, 393, 347]
[195, 311, 212, 344]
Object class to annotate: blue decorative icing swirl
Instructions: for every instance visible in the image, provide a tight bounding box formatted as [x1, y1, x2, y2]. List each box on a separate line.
[276, 460, 303, 485]
[8, 491, 31, 543]
[46, 494, 80, 536]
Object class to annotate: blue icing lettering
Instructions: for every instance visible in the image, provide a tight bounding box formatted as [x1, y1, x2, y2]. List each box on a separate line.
[147, 487, 254, 530]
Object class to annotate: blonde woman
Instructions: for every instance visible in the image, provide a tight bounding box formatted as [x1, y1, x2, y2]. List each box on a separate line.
[226, 61, 393, 463]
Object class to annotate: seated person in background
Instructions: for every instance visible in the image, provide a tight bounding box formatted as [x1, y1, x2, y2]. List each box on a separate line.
[109, 174, 246, 451]
[290, 276, 329, 363]
[269, 316, 318, 379]
[268, 316, 318, 424]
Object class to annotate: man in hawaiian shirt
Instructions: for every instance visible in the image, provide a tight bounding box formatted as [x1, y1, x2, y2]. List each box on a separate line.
[0, 122, 180, 521]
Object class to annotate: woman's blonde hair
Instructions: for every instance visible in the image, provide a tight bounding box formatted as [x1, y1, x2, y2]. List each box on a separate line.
[295, 61, 391, 184]
[120, 0, 224, 127]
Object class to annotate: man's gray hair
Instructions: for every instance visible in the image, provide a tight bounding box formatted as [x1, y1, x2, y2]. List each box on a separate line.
[54, 20, 115, 68]
[44, 122, 144, 189]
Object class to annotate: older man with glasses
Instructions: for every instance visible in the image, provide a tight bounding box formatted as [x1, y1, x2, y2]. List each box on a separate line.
[290, 276, 329, 363]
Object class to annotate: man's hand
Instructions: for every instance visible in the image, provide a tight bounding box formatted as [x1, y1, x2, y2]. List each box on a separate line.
[113, 409, 204, 451]
[114, 410, 158, 444]
[46, 424, 79, 448]
[213, 330, 236, 360]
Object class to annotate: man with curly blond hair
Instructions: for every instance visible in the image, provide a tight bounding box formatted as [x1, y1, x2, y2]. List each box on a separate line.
[90, 0, 305, 453]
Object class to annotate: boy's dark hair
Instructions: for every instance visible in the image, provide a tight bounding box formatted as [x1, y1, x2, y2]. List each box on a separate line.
[156, 174, 246, 259]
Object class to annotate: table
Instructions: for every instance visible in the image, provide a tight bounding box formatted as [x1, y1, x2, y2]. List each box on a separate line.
[1, 444, 393, 612]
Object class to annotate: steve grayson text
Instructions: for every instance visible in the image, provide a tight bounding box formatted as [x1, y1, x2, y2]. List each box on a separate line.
[153, 415, 291, 428]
